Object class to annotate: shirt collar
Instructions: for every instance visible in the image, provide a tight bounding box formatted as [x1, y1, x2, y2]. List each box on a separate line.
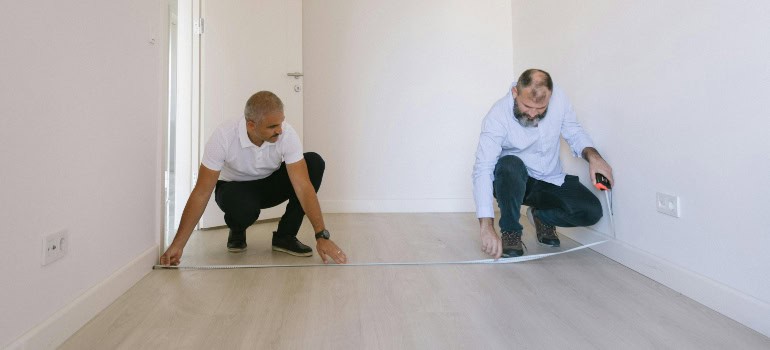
[238, 118, 254, 149]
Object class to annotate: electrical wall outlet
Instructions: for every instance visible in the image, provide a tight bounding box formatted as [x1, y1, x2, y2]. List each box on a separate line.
[41, 230, 68, 266]
[656, 192, 680, 217]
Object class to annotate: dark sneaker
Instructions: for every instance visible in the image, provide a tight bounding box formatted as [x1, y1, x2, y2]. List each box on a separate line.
[501, 231, 525, 257]
[227, 230, 247, 253]
[527, 207, 560, 247]
[272, 232, 313, 257]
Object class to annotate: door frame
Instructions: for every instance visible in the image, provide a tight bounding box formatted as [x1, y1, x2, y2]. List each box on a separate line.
[163, 0, 304, 250]
[162, 0, 200, 253]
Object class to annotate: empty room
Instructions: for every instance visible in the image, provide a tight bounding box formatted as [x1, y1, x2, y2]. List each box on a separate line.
[2, 0, 769, 349]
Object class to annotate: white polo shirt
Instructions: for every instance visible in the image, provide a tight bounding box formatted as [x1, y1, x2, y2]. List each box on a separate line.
[201, 117, 304, 181]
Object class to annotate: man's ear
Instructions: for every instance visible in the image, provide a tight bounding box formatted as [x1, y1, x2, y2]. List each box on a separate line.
[511, 86, 519, 98]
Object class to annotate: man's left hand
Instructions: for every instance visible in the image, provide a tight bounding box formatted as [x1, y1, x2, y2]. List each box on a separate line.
[316, 239, 347, 264]
[584, 147, 614, 187]
[588, 156, 614, 188]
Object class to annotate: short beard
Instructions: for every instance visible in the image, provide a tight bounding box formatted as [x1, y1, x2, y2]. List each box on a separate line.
[513, 100, 547, 127]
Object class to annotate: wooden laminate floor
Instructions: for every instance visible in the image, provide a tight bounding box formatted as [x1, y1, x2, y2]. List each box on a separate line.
[61, 213, 769, 349]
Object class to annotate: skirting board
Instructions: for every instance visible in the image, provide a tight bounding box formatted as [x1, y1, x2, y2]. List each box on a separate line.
[321, 199, 476, 213]
[559, 225, 770, 338]
[6, 245, 159, 350]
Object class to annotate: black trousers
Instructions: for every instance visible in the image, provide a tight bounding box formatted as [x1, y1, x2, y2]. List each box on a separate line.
[494, 155, 602, 233]
[214, 152, 325, 238]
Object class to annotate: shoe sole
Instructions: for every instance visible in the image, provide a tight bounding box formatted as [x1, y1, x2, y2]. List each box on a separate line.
[272, 246, 313, 257]
[228, 247, 247, 253]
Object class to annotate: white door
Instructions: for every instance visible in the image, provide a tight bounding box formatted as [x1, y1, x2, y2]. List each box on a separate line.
[198, 0, 303, 228]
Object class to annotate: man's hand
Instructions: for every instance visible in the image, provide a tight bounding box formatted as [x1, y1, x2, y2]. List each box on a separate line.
[160, 244, 184, 266]
[316, 239, 347, 264]
[479, 218, 502, 259]
[583, 147, 614, 187]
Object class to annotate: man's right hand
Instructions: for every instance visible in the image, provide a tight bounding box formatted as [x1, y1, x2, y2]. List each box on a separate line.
[479, 218, 502, 259]
[160, 244, 184, 266]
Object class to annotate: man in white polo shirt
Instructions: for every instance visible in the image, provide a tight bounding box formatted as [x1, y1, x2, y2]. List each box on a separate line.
[473, 69, 614, 259]
[161, 91, 347, 265]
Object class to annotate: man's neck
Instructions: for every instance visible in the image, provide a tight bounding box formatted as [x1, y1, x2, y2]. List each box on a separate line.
[248, 132, 264, 147]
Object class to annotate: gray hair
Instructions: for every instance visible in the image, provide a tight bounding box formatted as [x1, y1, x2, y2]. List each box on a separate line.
[244, 91, 284, 123]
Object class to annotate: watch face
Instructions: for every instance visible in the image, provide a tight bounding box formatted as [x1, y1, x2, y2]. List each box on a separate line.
[316, 230, 330, 239]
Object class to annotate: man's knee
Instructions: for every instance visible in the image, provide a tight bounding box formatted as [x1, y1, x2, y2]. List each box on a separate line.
[304, 152, 325, 171]
[303, 152, 325, 189]
[577, 197, 603, 226]
[494, 155, 528, 181]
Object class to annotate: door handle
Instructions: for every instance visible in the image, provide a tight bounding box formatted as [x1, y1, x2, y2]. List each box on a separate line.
[287, 72, 303, 79]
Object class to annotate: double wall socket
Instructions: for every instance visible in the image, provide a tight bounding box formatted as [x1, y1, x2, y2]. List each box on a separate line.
[656, 192, 681, 217]
[42, 230, 68, 266]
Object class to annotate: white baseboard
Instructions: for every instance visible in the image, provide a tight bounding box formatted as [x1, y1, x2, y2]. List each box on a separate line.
[321, 199, 475, 213]
[558, 225, 770, 338]
[6, 245, 159, 350]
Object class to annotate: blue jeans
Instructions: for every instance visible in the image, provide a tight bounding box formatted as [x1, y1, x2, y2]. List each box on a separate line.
[493, 155, 602, 233]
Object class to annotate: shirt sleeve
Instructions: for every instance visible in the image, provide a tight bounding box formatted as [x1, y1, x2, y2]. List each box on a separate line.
[472, 111, 506, 218]
[280, 123, 304, 164]
[559, 91, 594, 158]
[201, 128, 227, 171]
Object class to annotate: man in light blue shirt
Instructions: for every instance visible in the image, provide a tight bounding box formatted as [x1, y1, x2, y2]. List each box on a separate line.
[472, 69, 614, 258]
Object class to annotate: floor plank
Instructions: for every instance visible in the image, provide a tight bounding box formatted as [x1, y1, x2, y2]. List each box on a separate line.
[61, 213, 770, 349]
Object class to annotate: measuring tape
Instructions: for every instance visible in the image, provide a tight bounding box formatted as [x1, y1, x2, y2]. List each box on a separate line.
[594, 173, 616, 238]
[153, 240, 607, 270]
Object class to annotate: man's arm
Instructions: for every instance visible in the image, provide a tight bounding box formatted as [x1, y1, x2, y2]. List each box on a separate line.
[473, 111, 507, 260]
[160, 164, 220, 266]
[286, 159, 347, 264]
[582, 147, 614, 187]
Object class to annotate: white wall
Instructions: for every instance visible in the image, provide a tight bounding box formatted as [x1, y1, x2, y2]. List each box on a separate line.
[303, 0, 514, 212]
[511, 0, 770, 336]
[0, 0, 164, 347]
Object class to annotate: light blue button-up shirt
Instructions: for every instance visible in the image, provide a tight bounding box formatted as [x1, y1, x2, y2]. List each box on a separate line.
[472, 83, 594, 218]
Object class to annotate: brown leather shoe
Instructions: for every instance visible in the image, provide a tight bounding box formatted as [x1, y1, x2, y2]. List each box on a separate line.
[501, 231, 525, 257]
[527, 207, 560, 247]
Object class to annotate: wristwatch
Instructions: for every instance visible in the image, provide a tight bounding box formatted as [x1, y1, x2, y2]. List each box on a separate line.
[315, 229, 330, 240]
